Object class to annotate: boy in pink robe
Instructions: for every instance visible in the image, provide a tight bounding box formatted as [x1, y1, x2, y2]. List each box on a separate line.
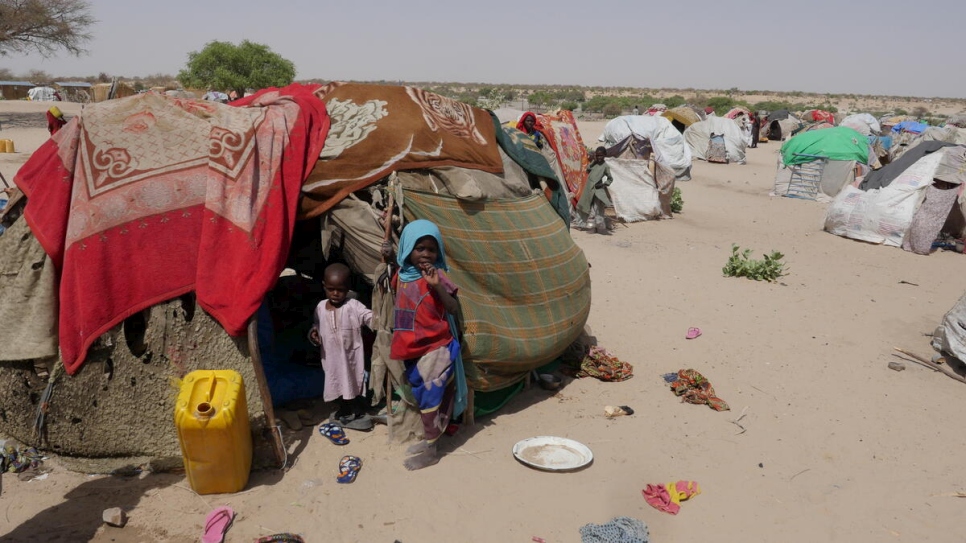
[309, 263, 373, 424]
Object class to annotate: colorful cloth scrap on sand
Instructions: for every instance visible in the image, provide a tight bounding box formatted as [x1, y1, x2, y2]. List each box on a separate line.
[567, 346, 633, 382]
[402, 189, 591, 391]
[15, 84, 329, 373]
[669, 369, 729, 411]
[538, 110, 589, 203]
[301, 82, 504, 218]
[643, 480, 701, 515]
[579, 516, 649, 543]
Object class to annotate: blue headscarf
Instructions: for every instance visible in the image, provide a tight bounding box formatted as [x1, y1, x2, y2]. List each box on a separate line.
[396, 219, 448, 283]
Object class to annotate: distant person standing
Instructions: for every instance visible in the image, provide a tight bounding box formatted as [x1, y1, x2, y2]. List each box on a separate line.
[750, 114, 760, 148]
[46, 106, 66, 135]
[633, 105, 640, 115]
[705, 106, 716, 118]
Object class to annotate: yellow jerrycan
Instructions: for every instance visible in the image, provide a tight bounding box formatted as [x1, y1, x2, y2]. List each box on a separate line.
[175, 370, 253, 494]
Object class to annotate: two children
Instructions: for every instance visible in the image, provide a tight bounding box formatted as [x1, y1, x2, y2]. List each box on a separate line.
[310, 220, 462, 470]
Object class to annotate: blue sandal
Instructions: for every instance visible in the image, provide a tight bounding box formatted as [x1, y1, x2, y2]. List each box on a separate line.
[337, 455, 362, 484]
[318, 423, 349, 445]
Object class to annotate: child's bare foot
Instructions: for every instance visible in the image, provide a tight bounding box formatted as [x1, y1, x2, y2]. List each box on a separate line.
[406, 440, 433, 455]
[403, 447, 439, 471]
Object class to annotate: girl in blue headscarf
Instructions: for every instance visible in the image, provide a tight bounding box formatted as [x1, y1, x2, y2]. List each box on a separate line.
[388, 220, 463, 470]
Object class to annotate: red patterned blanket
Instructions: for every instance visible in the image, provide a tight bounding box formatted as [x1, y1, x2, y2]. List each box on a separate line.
[15, 84, 329, 373]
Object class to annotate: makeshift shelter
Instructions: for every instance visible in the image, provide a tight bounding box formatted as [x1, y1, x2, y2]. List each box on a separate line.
[840, 113, 881, 136]
[684, 116, 747, 164]
[892, 120, 928, 135]
[1, 83, 591, 461]
[662, 106, 702, 132]
[599, 115, 693, 180]
[826, 145, 966, 252]
[933, 292, 966, 366]
[54, 81, 92, 102]
[724, 107, 752, 120]
[0, 81, 35, 101]
[27, 86, 59, 101]
[880, 114, 915, 132]
[946, 114, 966, 128]
[802, 109, 835, 124]
[91, 80, 137, 102]
[599, 135, 676, 222]
[764, 110, 804, 141]
[773, 127, 871, 200]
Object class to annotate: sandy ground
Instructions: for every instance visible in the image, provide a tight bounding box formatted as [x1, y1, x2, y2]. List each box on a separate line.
[3, 103, 966, 543]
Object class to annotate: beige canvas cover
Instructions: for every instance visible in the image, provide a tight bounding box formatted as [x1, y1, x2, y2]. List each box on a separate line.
[685, 116, 747, 163]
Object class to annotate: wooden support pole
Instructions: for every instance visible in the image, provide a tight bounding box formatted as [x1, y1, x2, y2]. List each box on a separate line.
[247, 317, 286, 469]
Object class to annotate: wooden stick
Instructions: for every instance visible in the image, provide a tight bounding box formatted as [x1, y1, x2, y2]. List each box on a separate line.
[0, 169, 9, 189]
[247, 317, 287, 468]
[893, 347, 966, 385]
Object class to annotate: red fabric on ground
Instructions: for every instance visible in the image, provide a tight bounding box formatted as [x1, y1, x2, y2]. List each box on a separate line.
[15, 84, 329, 374]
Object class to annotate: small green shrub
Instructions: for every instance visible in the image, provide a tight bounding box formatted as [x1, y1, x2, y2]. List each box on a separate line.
[671, 187, 683, 213]
[722, 244, 786, 282]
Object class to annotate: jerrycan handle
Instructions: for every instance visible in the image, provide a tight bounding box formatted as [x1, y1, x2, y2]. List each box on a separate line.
[206, 371, 218, 403]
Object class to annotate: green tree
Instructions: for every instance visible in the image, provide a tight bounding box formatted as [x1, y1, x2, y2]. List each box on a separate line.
[559, 101, 579, 111]
[528, 91, 552, 107]
[178, 40, 296, 91]
[0, 0, 95, 57]
[706, 96, 735, 114]
[602, 102, 622, 117]
[664, 95, 686, 108]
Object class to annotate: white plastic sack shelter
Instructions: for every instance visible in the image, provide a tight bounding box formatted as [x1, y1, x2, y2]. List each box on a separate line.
[824, 152, 941, 246]
[599, 115, 692, 179]
[840, 113, 881, 136]
[684, 116, 747, 163]
[605, 158, 669, 222]
[27, 86, 59, 101]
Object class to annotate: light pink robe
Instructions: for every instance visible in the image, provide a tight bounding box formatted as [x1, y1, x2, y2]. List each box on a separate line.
[311, 298, 372, 402]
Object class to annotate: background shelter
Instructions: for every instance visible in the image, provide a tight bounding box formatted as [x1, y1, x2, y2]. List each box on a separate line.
[802, 109, 835, 124]
[27, 86, 59, 101]
[53, 81, 92, 103]
[840, 113, 881, 136]
[0, 81, 35, 101]
[780, 126, 870, 166]
[765, 110, 804, 141]
[684, 116, 747, 163]
[599, 115, 692, 180]
[662, 105, 702, 132]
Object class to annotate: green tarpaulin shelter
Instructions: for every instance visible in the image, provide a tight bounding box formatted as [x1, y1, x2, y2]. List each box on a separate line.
[781, 126, 870, 166]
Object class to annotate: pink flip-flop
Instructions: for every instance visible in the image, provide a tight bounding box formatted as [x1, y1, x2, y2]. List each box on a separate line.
[202, 506, 235, 543]
[686, 327, 702, 340]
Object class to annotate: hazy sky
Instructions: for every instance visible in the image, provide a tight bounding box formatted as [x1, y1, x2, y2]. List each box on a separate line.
[2, 0, 964, 98]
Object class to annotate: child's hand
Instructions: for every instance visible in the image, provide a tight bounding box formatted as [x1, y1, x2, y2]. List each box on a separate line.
[420, 263, 440, 287]
[308, 328, 321, 347]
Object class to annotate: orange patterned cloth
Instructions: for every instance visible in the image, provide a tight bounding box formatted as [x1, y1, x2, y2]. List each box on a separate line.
[670, 369, 729, 411]
[568, 346, 633, 382]
[537, 110, 589, 203]
[300, 82, 504, 218]
[15, 85, 329, 373]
